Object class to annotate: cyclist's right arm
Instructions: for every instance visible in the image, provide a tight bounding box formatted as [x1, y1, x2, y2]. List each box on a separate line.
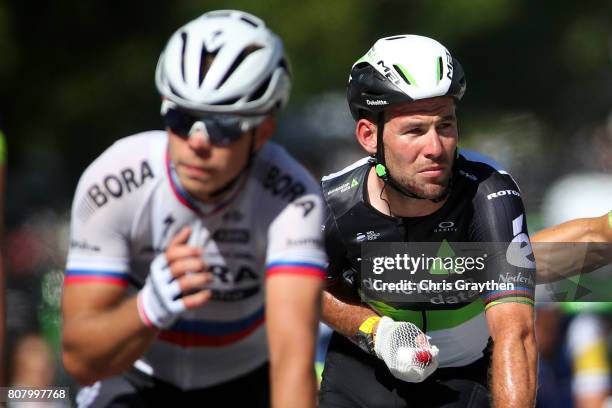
[61, 151, 211, 384]
[321, 210, 379, 347]
[62, 226, 211, 384]
[323, 284, 378, 338]
[62, 280, 157, 384]
[532, 211, 612, 283]
[532, 211, 612, 243]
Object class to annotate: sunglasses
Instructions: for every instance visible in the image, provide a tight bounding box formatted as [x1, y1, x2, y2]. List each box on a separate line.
[163, 108, 260, 145]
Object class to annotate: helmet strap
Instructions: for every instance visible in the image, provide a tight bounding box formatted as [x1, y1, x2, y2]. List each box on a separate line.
[373, 113, 426, 200]
[373, 112, 452, 203]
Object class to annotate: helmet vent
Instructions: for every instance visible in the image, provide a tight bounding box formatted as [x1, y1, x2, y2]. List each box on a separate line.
[199, 44, 220, 86]
[180, 32, 188, 81]
[207, 11, 232, 18]
[211, 96, 241, 106]
[436, 56, 443, 83]
[169, 83, 186, 99]
[385, 35, 406, 41]
[393, 64, 416, 86]
[248, 73, 272, 102]
[240, 16, 259, 27]
[216, 44, 263, 89]
[279, 57, 290, 77]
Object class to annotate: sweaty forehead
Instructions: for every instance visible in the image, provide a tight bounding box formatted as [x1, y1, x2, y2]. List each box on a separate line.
[386, 97, 455, 120]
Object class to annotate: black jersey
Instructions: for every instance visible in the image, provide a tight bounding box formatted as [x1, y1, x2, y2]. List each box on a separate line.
[321, 150, 535, 367]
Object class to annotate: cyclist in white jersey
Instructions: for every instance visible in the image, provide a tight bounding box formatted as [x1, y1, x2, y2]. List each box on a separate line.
[62, 10, 326, 408]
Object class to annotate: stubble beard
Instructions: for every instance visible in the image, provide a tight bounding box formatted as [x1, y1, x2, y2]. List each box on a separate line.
[389, 165, 451, 200]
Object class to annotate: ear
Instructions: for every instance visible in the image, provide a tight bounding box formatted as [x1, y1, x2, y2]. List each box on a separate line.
[355, 118, 377, 155]
[254, 115, 276, 149]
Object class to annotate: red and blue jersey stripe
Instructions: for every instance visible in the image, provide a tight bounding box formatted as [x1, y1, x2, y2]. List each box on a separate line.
[265, 261, 326, 279]
[64, 269, 129, 287]
[159, 306, 265, 347]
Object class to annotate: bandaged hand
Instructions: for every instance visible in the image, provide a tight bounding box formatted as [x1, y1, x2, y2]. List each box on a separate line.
[374, 316, 439, 383]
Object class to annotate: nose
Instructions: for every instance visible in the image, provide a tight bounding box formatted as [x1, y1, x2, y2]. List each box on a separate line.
[422, 127, 443, 159]
[187, 121, 212, 152]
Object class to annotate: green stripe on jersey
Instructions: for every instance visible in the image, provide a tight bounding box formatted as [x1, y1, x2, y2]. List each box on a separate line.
[366, 299, 484, 332]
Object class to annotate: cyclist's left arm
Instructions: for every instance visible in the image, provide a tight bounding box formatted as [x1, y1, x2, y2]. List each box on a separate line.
[265, 192, 327, 408]
[486, 302, 536, 408]
[473, 172, 537, 407]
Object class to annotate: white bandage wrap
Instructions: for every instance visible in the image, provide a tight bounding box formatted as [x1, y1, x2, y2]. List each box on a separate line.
[137, 254, 186, 329]
[374, 316, 440, 383]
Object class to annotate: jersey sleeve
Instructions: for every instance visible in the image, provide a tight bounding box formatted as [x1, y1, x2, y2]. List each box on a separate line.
[470, 171, 536, 311]
[323, 200, 352, 286]
[65, 149, 134, 287]
[264, 191, 328, 279]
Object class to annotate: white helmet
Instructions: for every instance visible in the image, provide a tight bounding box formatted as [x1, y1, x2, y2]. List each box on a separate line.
[155, 10, 290, 116]
[347, 35, 466, 120]
[347, 35, 466, 201]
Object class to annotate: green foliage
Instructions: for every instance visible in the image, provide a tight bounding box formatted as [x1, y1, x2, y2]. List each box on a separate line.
[1, 0, 611, 208]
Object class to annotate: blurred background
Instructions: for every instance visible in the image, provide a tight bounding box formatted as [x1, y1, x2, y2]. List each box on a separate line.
[1, 0, 611, 406]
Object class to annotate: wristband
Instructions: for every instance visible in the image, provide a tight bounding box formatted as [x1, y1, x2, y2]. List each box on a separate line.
[353, 316, 380, 355]
[608, 210, 612, 229]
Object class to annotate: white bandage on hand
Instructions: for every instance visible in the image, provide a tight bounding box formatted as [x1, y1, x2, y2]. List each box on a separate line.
[374, 316, 440, 383]
[137, 253, 186, 329]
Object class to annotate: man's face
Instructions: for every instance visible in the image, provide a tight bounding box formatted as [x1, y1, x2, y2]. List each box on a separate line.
[381, 96, 458, 200]
[167, 124, 255, 202]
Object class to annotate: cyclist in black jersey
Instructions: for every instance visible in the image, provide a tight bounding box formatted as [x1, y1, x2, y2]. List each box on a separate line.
[319, 35, 537, 407]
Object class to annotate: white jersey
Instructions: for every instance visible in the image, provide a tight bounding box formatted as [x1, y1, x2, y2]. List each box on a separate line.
[65, 131, 327, 389]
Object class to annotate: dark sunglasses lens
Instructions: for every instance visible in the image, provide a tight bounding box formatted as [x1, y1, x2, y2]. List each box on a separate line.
[202, 117, 244, 145]
[163, 109, 248, 144]
[163, 109, 194, 136]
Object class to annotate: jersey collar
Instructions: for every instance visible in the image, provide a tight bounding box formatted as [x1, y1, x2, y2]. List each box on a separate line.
[165, 150, 247, 217]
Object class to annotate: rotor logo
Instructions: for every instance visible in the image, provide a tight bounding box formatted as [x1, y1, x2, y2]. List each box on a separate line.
[487, 189, 520, 200]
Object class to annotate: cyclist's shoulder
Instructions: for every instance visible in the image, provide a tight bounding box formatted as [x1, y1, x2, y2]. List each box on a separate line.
[321, 156, 371, 187]
[457, 149, 521, 200]
[80, 131, 165, 177]
[320, 156, 370, 216]
[253, 141, 322, 199]
[109, 130, 167, 150]
[73, 131, 166, 204]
